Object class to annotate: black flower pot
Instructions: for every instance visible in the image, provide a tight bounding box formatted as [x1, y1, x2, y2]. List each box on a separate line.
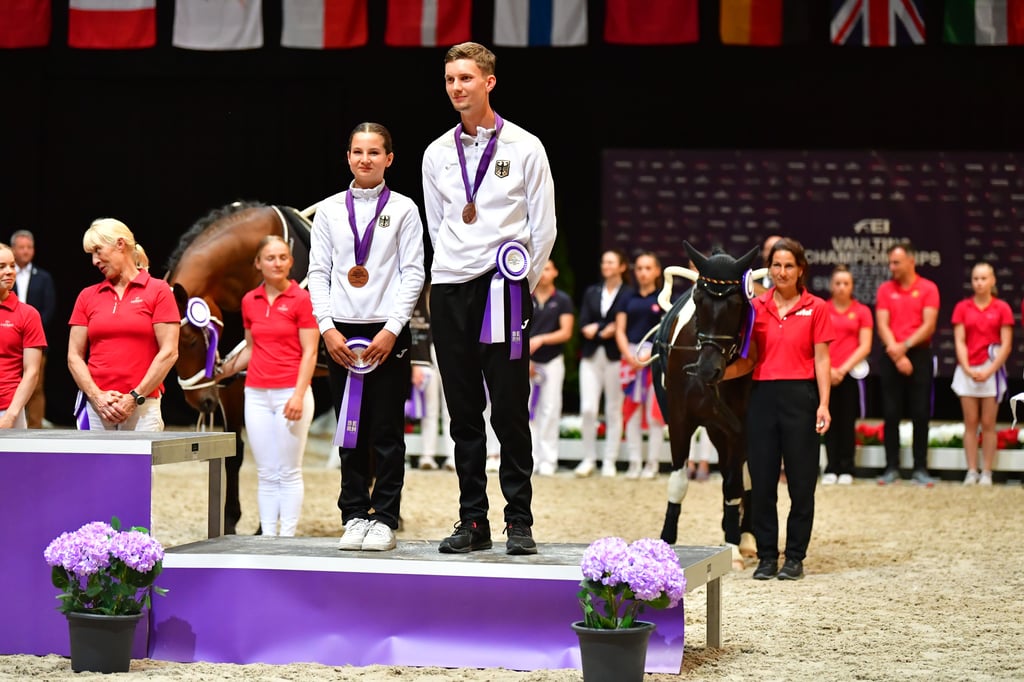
[66, 612, 143, 673]
[571, 620, 656, 682]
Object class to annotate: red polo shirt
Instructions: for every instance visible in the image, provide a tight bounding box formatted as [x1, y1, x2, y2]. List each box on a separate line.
[241, 281, 317, 389]
[951, 297, 1014, 365]
[875, 275, 940, 344]
[751, 289, 834, 381]
[68, 270, 179, 396]
[0, 292, 47, 410]
[828, 299, 873, 367]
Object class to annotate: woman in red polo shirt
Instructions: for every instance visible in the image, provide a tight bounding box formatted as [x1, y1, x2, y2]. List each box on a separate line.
[735, 238, 833, 582]
[952, 262, 1013, 487]
[0, 243, 47, 429]
[68, 218, 179, 431]
[218, 236, 319, 537]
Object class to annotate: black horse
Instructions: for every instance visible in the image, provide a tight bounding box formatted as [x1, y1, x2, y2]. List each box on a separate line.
[651, 241, 763, 567]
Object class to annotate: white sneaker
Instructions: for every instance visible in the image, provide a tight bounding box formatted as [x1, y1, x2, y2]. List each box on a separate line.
[338, 518, 372, 551]
[821, 473, 838, 486]
[601, 461, 617, 478]
[837, 474, 854, 486]
[442, 456, 456, 471]
[640, 463, 658, 479]
[574, 459, 595, 478]
[624, 461, 642, 480]
[361, 521, 396, 551]
[537, 461, 556, 476]
[485, 455, 500, 472]
[419, 456, 438, 470]
[963, 470, 980, 486]
[979, 471, 993, 486]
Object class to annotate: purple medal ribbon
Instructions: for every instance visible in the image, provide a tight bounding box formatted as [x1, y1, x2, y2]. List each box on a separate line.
[186, 297, 220, 378]
[739, 305, 755, 358]
[333, 337, 379, 448]
[455, 113, 503, 209]
[74, 390, 90, 430]
[989, 344, 1007, 403]
[480, 241, 531, 359]
[345, 186, 391, 266]
[405, 373, 429, 420]
[529, 367, 546, 421]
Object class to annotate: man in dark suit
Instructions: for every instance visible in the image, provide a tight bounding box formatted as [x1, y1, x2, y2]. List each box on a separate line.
[10, 229, 57, 428]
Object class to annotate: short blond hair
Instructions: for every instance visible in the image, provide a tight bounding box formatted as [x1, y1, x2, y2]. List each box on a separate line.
[83, 218, 145, 262]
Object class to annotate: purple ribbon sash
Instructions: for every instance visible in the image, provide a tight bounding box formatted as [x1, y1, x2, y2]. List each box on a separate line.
[405, 374, 429, 420]
[185, 297, 220, 377]
[74, 390, 90, 430]
[529, 367, 546, 421]
[480, 242, 531, 360]
[455, 114, 503, 207]
[346, 187, 391, 267]
[333, 338, 378, 448]
[989, 344, 1007, 402]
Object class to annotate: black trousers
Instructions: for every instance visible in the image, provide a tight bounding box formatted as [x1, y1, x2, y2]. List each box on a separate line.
[327, 322, 411, 531]
[746, 380, 819, 562]
[879, 346, 933, 471]
[430, 272, 534, 528]
[824, 374, 859, 476]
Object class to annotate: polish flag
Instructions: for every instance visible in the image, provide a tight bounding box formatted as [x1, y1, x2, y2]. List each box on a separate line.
[68, 0, 156, 49]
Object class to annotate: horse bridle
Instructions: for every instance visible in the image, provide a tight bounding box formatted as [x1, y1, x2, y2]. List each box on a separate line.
[690, 275, 746, 363]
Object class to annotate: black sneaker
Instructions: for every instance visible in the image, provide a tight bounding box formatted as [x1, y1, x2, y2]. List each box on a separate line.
[777, 558, 804, 580]
[752, 558, 778, 580]
[504, 521, 538, 555]
[438, 520, 492, 554]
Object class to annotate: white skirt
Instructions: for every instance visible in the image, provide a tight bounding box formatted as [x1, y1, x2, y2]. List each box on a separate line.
[951, 364, 998, 398]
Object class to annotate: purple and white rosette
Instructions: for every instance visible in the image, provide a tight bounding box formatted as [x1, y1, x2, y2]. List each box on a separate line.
[185, 297, 220, 378]
[480, 241, 531, 360]
[333, 337, 379, 448]
[529, 366, 546, 421]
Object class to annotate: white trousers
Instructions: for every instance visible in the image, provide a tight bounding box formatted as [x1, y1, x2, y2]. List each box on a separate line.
[530, 354, 565, 469]
[0, 408, 27, 428]
[86, 398, 164, 432]
[244, 386, 314, 537]
[578, 347, 625, 464]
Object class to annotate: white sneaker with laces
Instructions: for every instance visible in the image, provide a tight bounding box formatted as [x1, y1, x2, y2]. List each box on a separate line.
[419, 456, 438, 470]
[963, 470, 980, 486]
[821, 473, 838, 485]
[837, 473, 854, 485]
[485, 455, 500, 473]
[338, 518, 372, 551]
[979, 471, 993, 486]
[574, 459, 595, 478]
[601, 461, 617, 478]
[361, 520, 396, 551]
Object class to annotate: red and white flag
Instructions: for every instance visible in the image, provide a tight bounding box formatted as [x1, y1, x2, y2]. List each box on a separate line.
[68, 0, 156, 49]
[0, 0, 50, 48]
[385, 0, 472, 47]
[173, 0, 263, 51]
[282, 0, 367, 49]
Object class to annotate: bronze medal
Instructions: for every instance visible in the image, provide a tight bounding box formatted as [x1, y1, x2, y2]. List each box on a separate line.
[462, 202, 477, 224]
[348, 265, 369, 288]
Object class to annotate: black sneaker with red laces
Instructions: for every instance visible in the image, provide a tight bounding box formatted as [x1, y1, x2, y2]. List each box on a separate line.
[438, 520, 492, 554]
[504, 521, 537, 555]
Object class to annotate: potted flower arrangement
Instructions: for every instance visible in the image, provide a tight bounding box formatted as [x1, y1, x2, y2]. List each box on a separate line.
[573, 536, 687, 682]
[43, 517, 167, 673]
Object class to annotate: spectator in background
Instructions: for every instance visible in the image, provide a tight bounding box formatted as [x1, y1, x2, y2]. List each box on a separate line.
[68, 218, 179, 431]
[952, 262, 1013, 486]
[615, 251, 665, 480]
[0, 242, 47, 429]
[874, 242, 940, 487]
[575, 249, 633, 478]
[823, 265, 873, 485]
[529, 259, 574, 476]
[10, 229, 56, 428]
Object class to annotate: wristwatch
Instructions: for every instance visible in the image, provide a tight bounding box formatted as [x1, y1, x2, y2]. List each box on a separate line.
[130, 390, 146, 406]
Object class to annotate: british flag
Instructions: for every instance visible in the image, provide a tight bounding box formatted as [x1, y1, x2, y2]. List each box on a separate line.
[831, 0, 926, 46]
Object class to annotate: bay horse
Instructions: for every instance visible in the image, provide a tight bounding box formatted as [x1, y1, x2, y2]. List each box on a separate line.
[649, 241, 765, 568]
[165, 200, 314, 534]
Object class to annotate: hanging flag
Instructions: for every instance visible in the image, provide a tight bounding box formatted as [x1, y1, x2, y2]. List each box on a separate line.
[0, 0, 50, 48]
[831, 0, 926, 46]
[173, 0, 263, 50]
[68, 0, 155, 49]
[282, 0, 367, 48]
[720, 0, 809, 45]
[604, 0, 698, 45]
[493, 0, 587, 47]
[945, 0, 1024, 44]
[385, 0, 472, 47]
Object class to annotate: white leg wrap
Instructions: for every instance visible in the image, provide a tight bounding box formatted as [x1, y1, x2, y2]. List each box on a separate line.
[667, 468, 689, 504]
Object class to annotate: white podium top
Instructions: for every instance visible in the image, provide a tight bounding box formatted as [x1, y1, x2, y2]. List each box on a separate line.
[0, 429, 235, 464]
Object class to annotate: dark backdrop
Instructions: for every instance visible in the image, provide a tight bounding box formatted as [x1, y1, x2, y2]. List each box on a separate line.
[2, 1, 1020, 426]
